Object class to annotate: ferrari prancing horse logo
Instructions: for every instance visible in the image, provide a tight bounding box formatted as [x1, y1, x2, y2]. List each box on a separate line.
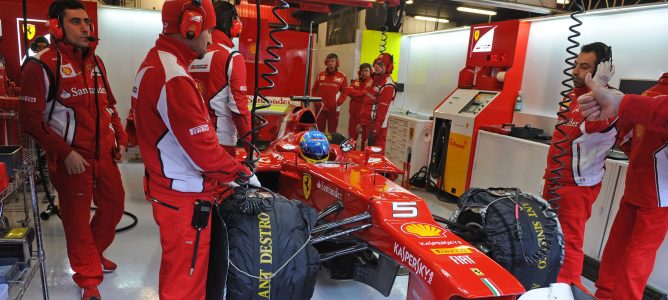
[23, 24, 36, 40]
[302, 174, 312, 199]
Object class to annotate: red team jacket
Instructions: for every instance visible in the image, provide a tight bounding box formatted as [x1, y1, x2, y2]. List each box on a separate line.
[19, 42, 127, 161]
[189, 30, 251, 147]
[617, 75, 668, 208]
[345, 77, 372, 103]
[360, 74, 396, 129]
[621, 95, 668, 133]
[131, 35, 247, 199]
[544, 87, 618, 186]
[311, 70, 348, 112]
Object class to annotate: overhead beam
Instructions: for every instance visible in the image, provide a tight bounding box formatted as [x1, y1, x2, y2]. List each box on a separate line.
[450, 0, 566, 14]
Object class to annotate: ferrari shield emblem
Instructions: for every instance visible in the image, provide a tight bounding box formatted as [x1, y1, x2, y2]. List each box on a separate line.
[23, 24, 36, 40]
[302, 174, 312, 199]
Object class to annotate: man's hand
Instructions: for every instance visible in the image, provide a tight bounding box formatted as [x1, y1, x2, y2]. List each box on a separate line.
[248, 174, 261, 187]
[114, 146, 126, 163]
[592, 61, 615, 87]
[578, 73, 624, 121]
[226, 174, 261, 188]
[64, 150, 90, 175]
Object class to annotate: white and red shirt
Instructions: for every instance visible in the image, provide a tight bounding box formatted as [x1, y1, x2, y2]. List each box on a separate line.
[617, 75, 668, 207]
[189, 30, 250, 148]
[360, 74, 396, 129]
[132, 35, 247, 199]
[311, 69, 348, 112]
[19, 41, 127, 161]
[544, 87, 618, 186]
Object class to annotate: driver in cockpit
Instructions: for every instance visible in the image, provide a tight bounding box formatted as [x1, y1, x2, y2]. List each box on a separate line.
[299, 130, 330, 164]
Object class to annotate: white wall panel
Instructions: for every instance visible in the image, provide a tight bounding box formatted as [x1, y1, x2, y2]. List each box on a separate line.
[401, 16, 453, 35]
[399, 28, 469, 116]
[521, 4, 668, 117]
[96, 6, 162, 123]
[137, 0, 163, 10]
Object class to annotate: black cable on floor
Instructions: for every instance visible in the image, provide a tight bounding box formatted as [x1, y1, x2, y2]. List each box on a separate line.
[90, 207, 138, 233]
[408, 166, 457, 204]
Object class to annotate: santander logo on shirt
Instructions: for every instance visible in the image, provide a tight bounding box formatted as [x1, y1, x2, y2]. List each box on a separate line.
[60, 87, 107, 100]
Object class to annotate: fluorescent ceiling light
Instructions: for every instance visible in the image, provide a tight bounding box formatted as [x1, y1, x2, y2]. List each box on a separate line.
[414, 16, 450, 23]
[457, 6, 497, 16]
[406, 0, 414, 4]
[452, 0, 553, 14]
[556, 0, 570, 4]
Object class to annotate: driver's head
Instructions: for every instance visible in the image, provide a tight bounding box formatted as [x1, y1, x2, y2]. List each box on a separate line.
[299, 130, 330, 164]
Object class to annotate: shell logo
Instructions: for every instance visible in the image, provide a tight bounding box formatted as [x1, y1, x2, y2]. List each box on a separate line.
[635, 124, 645, 139]
[63, 66, 73, 76]
[401, 223, 445, 238]
[250, 43, 257, 56]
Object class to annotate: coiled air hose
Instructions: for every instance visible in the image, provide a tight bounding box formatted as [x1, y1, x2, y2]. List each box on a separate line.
[379, 24, 388, 54]
[369, 1, 404, 145]
[229, 0, 290, 216]
[378, 0, 404, 54]
[546, 0, 584, 208]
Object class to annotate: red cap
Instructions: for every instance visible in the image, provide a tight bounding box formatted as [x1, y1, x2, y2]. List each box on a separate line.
[162, 0, 216, 35]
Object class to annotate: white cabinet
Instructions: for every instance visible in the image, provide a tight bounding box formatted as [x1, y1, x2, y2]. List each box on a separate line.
[385, 113, 433, 177]
[470, 130, 549, 195]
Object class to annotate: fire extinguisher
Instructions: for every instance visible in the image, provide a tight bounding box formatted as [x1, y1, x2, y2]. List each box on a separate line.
[0, 54, 7, 96]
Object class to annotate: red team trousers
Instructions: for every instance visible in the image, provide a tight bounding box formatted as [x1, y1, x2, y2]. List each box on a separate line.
[50, 157, 125, 288]
[595, 200, 668, 300]
[316, 106, 340, 133]
[544, 184, 601, 286]
[151, 193, 215, 300]
[348, 101, 362, 138]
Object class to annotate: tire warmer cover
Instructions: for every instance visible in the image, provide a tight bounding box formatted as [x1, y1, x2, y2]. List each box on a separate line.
[454, 188, 565, 290]
[207, 193, 320, 300]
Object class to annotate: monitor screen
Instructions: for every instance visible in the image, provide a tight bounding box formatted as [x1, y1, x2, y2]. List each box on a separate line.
[619, 79, 657, 95]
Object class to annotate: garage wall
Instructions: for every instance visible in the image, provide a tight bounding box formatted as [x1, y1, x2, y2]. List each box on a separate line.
[397, 4, 668, 123]
[136, 0, 163, 10]
[520, 4, 668, 117]
[96, 6, 162, 123]
[397, 27, 470, 116]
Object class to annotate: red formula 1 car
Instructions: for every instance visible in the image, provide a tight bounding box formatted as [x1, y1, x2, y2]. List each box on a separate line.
[243, 106, 525, 299]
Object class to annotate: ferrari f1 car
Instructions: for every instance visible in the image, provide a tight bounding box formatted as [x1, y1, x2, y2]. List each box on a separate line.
[242, 106, 526, 299]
